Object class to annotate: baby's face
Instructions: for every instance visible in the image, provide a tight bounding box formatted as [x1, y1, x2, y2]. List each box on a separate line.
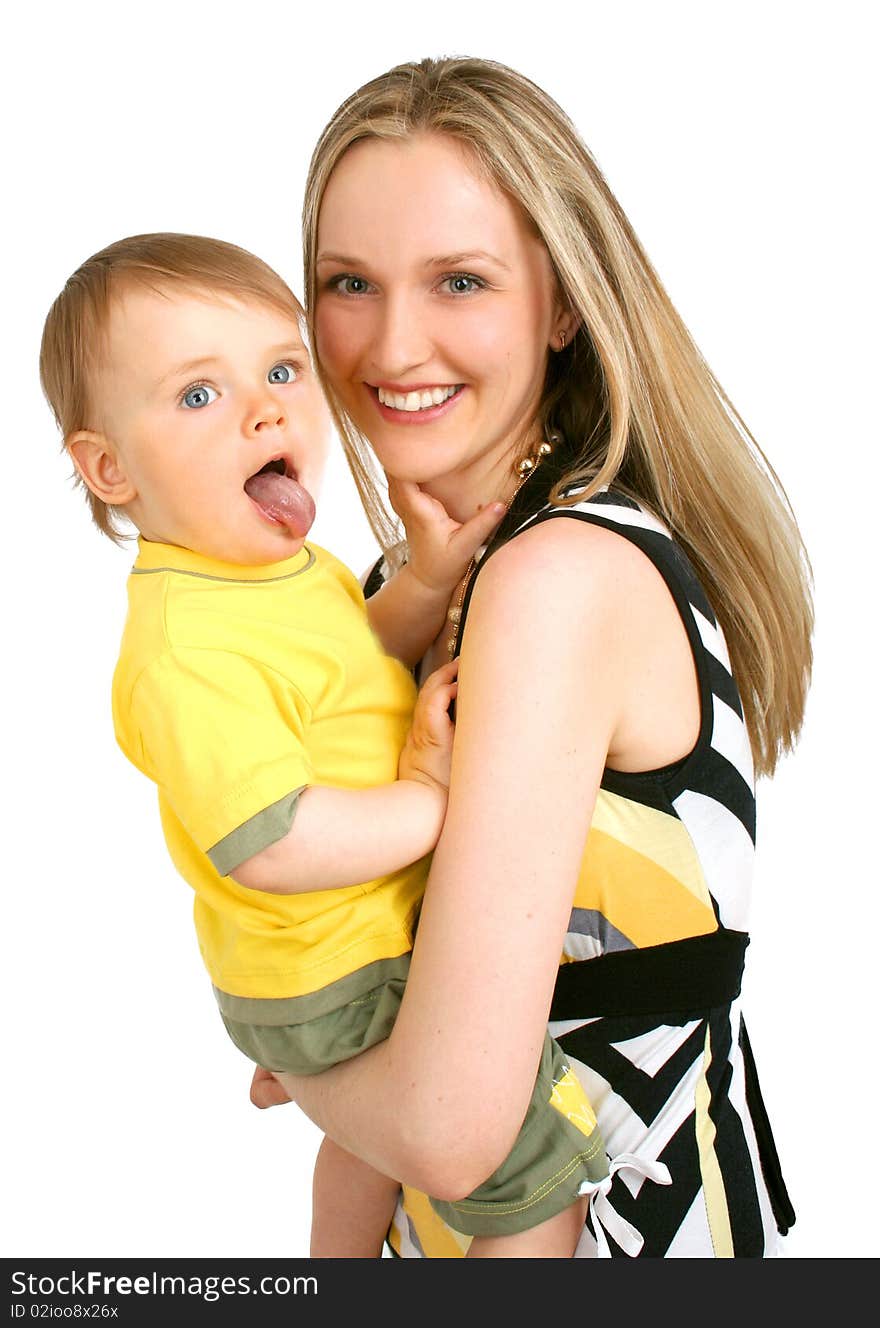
[96, 286, 332, 564]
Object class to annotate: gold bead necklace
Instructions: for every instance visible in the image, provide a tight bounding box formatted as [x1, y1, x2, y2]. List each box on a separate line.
[445, 436, 555, 659]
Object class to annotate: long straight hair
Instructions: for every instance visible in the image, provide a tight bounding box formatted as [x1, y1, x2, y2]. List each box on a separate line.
[302, 56, 813, 777]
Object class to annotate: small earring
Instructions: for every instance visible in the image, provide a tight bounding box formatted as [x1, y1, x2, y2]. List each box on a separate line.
[558, 331, 567, 350]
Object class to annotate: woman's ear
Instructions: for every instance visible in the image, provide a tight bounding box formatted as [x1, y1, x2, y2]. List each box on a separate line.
[551, 307, 582, 353]
[66, 431, 137, 505]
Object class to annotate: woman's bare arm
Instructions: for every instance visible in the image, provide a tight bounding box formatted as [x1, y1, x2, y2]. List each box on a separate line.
[269, 520, 682, 1197]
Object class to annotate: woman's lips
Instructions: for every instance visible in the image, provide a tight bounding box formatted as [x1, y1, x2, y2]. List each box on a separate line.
[369, 383, 465, 424]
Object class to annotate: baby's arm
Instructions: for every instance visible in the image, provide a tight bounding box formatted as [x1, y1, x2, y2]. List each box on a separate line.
[230, 659, 457, 894]
[365, 480, 505, 666]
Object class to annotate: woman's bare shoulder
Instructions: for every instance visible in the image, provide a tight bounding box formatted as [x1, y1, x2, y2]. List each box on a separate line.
[473, 511, 668, 618]
[467, 511, 700, 771]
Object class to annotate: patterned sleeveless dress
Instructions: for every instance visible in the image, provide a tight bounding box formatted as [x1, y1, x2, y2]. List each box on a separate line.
[371, 479, 794, 1259]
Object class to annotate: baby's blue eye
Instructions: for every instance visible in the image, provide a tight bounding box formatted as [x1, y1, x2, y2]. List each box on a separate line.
[268, 362, 298, 385]
[181, 383, 218, 409]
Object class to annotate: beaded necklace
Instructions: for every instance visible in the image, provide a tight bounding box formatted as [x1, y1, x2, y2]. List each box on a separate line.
[445, 436, 556, 659]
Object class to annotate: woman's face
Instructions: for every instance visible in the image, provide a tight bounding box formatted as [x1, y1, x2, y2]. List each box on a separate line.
[314, 132, 566, 510]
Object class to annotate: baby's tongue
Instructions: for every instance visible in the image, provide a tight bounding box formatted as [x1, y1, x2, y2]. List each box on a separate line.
[244, 471, 316, 538]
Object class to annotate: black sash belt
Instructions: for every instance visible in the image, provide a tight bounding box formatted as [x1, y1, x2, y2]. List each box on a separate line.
[549, 928, 796, 1236]
[550, 928, 749, 1019]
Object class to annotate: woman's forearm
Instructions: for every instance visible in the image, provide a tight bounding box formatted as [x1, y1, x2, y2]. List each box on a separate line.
[271, 785, 570, 1198]
[273, 942, 531, 1202]
[274, 1044, 476, 1200]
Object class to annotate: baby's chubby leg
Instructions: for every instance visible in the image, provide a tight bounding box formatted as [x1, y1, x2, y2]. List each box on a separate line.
[466, 1194, 588, 1259]
[310, 1135, 400, 1258]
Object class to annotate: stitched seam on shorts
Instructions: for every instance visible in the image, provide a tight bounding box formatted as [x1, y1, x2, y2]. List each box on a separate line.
[444, 1138, 606, 1216]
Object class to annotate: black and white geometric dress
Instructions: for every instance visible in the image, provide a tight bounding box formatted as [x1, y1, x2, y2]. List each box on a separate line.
[382, 486, 794, 1258]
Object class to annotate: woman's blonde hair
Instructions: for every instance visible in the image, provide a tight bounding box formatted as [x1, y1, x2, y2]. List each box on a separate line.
[302, 56, 813, 776]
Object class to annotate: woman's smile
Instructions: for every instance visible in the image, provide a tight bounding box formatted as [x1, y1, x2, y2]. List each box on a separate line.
[371, 381, 465, 421]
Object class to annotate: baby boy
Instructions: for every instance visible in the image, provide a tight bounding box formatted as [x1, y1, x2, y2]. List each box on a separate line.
[40, 232, 606, 1259]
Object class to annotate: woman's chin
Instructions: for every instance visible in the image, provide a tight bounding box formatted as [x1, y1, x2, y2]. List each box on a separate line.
[372, 433, 476, 481]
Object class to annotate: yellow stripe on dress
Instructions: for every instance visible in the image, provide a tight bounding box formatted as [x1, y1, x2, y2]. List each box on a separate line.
[394, 1187, 470, 1258]
[591, 790, 713, 909]
[695, 1023, 735, 1257]
[569, 827, 718, 949]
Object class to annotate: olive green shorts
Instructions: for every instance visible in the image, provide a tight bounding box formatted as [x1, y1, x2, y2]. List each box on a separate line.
[428, 1033, 608, 1236]
[217, 959, 607, 1237]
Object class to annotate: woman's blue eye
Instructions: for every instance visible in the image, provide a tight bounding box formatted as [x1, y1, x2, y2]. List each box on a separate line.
[181, 383, 218, 409]
[267, 362, 298, 385]
[334, 275, 370, 295]
[443, 274, 482, 294]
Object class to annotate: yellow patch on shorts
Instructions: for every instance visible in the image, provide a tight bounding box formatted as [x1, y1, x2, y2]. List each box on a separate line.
[549, 1065, 598, 1138]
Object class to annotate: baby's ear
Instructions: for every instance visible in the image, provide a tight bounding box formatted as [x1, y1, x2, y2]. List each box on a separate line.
[66, 430, 137, 505]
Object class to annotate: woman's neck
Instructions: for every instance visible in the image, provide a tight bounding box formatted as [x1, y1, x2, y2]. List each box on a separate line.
[420, 426, 545, 525]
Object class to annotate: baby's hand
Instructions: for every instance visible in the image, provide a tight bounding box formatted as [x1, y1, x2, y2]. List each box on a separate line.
[389, 478, 506, 596]
[399, 659, 459, 792]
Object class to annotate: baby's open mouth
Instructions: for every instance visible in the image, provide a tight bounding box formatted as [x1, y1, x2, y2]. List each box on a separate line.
[244, 456, 315, 538]
[252, 457, 291, 480]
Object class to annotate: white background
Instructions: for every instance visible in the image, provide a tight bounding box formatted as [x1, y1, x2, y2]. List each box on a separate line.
[3, 0, 877, 1260]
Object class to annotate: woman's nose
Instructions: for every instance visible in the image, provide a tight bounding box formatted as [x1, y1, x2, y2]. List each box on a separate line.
[369, 292, 432, 378]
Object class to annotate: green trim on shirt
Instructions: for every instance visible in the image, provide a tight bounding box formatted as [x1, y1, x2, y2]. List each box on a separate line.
[131, 548, 316, 584]
[208, 786, 306, 876]
[213, 952, 413, 1025]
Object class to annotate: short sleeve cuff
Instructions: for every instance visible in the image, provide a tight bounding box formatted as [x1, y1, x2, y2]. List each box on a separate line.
[207, 786, 306, 876]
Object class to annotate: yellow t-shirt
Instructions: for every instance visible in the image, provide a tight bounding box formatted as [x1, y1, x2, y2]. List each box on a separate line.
[112, 538, 426, 1000]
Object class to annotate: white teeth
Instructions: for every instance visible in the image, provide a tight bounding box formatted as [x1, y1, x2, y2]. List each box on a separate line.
[377, 385, 458, 411]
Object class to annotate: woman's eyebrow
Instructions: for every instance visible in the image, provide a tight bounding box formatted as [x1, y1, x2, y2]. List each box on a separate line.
[429, 250, 510, 271]
[315, 252, 360, 267]
[316, 249, 511, 271]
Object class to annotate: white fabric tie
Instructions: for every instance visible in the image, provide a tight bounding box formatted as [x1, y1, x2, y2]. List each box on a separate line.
[577, 1153, 673, 1257]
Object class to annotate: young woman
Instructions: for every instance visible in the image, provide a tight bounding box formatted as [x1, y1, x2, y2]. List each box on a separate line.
[252, 55, 813, 1258]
